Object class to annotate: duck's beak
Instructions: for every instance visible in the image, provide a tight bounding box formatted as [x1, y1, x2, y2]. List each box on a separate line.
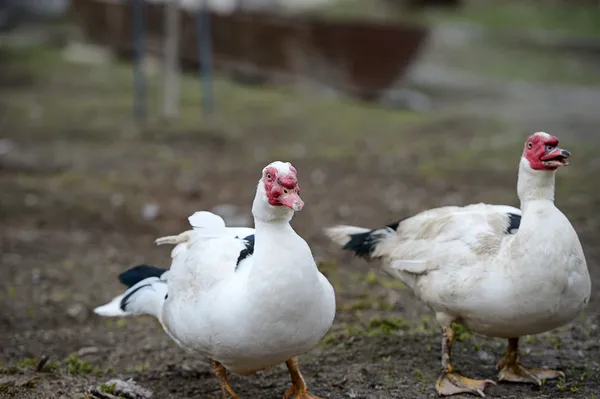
[541, 147, 570, 167]
[279, 191, 304, 211]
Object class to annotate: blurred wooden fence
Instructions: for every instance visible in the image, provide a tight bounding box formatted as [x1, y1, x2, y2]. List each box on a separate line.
[71, 0, 430, 100]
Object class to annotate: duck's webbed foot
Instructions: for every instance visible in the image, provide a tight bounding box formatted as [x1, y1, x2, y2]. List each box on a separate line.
[497, 338, 565, 385]
[437, 371, 496, 397]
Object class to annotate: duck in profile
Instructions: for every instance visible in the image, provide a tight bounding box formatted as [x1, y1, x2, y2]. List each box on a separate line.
[95, 161, 336, 399]
[325, 132, 590, 397]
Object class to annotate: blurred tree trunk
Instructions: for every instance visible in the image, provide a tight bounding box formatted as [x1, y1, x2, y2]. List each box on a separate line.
[162, 0, 181, 119]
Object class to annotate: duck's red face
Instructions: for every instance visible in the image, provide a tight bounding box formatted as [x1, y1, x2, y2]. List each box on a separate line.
[263, 164, 304, 211]
[523, 132, 570, 171]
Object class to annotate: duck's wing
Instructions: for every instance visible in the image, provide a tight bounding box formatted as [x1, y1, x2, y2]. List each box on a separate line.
[326, 203, 521, 287]
[156, 211, 256, 290]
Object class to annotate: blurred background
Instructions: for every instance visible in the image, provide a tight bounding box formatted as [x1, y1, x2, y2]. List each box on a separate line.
[1, 1, 599, 398]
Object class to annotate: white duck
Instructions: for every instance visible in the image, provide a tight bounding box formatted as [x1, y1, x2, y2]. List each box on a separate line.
[94, 161, 336, 399]
[325, 132, 591, 397]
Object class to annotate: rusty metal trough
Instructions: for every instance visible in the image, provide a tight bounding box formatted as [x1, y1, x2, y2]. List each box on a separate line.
[71, 0, 430, 99]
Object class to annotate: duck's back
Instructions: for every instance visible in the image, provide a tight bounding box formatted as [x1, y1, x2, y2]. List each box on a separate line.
[372, 203, 521, 291]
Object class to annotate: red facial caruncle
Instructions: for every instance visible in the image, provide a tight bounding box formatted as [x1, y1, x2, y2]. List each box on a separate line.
[263, 165, 304, 211]
[522, 132, 571, 171]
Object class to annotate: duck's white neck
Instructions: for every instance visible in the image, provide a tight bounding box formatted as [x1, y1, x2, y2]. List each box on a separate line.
[249, 190, 300, 279]
[251, 192, 294, 226]
[251, 182, 296, 238]
[517, 157, 556, 208]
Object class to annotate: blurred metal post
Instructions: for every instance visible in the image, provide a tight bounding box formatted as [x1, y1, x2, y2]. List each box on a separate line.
[132, 0, 147, 123]
[162, 0, 181, 119]
[196, 0, 215, 116]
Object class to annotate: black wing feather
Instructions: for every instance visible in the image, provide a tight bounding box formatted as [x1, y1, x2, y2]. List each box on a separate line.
[506, 212, 521, 234]
[118, 264, 168, 288]
[235, 234, 255, 270]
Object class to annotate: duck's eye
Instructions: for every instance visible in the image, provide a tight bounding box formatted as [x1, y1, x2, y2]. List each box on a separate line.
[267, 174, 272, 180]
[527, 142, 533, 149]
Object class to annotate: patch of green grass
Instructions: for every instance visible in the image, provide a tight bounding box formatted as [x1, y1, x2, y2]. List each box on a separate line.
[320, 324, 364, 348]
[556, 363, 600, 394]
[414, 368, 427, 383]
[314, 1, 600, 85]
[151, 319, 164, 331]
[448, 42, 600, 85]
[312, 0, 600, 38]
[415, 315, 437, 335]
[0, 357, 51, 374]
[44, 361, 59, 373]
[15, 358, 37, 369]
[341, 297, 375, 312]
[66, 354, 92, 375]
[317, 259, 338, 274]
[0, 366, 20, 375]
[380, 355, 392, 363]
[100, 382, 127, 397]
[427, 4, 600, 38]
[115, 319, 128, 328]
[557, 375, 582, 393]
[367, 316, 410, 336]
[136, 362, 150, 372]
[317, 260, 341, 291]
[126, 362, 150, 374]
[1, 43, 429, 157]
[364, 271, 378, 284]
[340, 292, 395, 312]
[546, 332, 563, 349]
[524, 335, 537, 344]
[452, 323, 473, 342]
[349, 271, 407, 291]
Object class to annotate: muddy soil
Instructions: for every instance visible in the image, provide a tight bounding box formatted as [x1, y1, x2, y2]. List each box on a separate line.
[1, 26, 600, 399]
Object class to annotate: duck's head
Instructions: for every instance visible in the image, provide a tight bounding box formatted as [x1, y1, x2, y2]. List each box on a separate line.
[522, 132, 570, 171]
[253, 161, 304, 222]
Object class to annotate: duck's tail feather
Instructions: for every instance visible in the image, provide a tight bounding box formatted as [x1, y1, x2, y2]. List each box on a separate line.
[324, 221, 401, 259]
[93, 293, 129, 317]
[118, 264, 168, 287]
[94, 264, 169, 320]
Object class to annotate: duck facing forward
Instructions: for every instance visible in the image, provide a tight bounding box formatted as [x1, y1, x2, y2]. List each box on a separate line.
[325, 132, 591, 397]
[95, 161, 336, 399]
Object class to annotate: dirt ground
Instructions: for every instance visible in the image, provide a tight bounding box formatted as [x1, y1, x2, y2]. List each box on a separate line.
[1, 21, 600, 399]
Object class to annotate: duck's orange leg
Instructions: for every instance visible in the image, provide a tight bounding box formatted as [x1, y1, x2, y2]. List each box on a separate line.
[436, 326, 496, 397]
[211, 360, 239, 399]
[283, 357, 322, 399]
